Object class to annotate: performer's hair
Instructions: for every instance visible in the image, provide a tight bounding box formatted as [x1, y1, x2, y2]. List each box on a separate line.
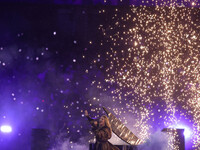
[101, 115, 112, 137]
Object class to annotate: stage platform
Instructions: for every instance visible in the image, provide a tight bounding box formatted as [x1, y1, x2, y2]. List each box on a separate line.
[89, 143, 138, 150]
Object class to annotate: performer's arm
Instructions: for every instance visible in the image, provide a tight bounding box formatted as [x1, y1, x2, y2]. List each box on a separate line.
[85, 110, 98, 128]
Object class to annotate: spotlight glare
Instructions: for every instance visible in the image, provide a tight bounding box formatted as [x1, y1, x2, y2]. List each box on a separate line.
[183, 128, 192, 139]
[0, 125, 12, 133]
[175, 125, 191, 139]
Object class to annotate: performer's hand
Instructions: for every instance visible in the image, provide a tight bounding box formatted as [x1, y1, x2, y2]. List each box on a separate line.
[84, 110, 89, 117]
[93, 121, 98, 127]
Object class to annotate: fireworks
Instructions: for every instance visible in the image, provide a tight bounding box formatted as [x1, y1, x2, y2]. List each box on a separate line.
[87, 3, 200, 149]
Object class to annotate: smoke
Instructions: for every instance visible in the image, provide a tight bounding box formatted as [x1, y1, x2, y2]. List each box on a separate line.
[51, 131, 127, 150]
[51, 130, 168, 150]
[51, 135, 89, 150]
[137, 130, 168, 150]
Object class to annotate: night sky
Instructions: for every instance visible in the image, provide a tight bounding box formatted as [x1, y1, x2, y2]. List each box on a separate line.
[0, 1, 200, 150]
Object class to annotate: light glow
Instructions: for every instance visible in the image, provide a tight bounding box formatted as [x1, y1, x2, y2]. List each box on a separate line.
[0, 125, 12, 133]
[175, 125, 192, 139]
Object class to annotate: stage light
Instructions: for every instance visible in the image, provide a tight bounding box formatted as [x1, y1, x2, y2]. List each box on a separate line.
[175, 125, 192, 139]
[183, 127, 192, 139]
[0, 125, 12, 133]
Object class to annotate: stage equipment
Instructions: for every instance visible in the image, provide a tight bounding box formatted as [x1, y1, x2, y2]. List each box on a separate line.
[103, 107, 143, 145]
[162, 128, 185, 150]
